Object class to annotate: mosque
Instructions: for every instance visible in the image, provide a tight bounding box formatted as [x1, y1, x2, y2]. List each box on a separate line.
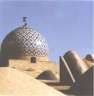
[0, 17, 93, 96]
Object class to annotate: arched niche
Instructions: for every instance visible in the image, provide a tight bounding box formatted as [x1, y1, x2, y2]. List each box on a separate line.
[36, 70, 57, 80]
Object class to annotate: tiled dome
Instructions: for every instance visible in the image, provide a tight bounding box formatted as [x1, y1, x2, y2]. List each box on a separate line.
[1, 26, 48, 59]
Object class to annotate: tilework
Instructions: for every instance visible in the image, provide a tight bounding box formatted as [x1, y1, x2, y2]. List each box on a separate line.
[2, 27, 48, 57]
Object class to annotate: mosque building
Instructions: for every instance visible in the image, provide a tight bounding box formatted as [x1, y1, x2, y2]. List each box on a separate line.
[0, 17, 59, 80]
[0, 17, 93, 96]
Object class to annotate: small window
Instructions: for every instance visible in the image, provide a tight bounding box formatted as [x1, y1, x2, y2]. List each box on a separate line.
[31, 57, 36, 63]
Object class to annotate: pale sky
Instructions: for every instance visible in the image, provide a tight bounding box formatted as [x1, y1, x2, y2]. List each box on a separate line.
[0, 0, 93, 63]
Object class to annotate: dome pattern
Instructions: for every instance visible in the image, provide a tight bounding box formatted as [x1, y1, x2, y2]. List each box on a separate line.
[1, 27, 48, 59]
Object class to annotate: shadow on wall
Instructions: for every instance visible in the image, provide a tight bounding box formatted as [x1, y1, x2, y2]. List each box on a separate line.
[0, 51, 9, 67]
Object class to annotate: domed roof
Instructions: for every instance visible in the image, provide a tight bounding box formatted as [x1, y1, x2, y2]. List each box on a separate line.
[1, 26, 48, 59]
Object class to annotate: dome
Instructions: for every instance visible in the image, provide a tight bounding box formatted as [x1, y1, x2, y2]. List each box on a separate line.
[1, 26, 48, 59]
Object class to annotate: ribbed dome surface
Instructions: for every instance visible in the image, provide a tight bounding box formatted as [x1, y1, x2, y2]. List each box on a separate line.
[1, 26, 48, 59]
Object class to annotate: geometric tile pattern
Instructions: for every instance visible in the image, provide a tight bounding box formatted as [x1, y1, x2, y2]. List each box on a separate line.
[1, 26, 48, 58]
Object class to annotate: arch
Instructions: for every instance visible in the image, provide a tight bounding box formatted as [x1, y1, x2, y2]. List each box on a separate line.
[36, 70, 57, 80]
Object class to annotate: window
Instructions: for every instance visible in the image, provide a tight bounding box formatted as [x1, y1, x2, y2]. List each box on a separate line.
[31, 57, 36, 63]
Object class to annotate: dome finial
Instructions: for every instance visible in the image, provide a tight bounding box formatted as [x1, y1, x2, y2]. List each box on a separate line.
[22, 16, 28, 27]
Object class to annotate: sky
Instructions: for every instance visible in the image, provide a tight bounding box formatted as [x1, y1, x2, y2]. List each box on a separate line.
[0, 0, 93, 63]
